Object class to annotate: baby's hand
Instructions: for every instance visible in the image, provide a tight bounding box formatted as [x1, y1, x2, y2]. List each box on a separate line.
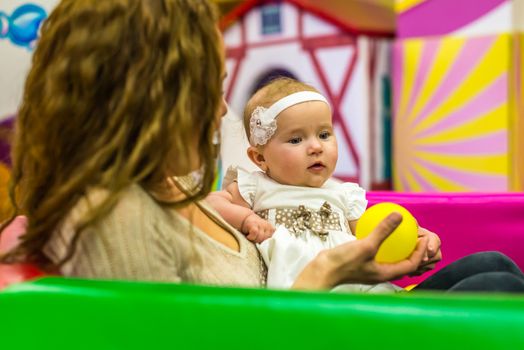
[241, 213, 275, 243]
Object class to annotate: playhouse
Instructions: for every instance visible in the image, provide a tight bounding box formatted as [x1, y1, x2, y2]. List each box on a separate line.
[2, 1, 524, 348]
[221, 0, 395, 189]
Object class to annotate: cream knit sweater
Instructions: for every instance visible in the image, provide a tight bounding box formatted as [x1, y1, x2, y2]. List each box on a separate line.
[44, 184, 264, 287]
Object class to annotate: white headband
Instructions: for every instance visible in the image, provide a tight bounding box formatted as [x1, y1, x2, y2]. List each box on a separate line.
[249, 91, 330, 146]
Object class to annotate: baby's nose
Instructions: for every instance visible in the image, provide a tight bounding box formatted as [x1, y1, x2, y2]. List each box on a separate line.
[308, 139, 323, 153]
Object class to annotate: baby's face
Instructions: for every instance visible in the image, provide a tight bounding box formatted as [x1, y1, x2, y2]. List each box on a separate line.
[260, 100, 337, 187]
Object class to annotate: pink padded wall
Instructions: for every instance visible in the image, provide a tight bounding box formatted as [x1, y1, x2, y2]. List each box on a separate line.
[3, 195, 524, 289]
[367, 192, 524, 287]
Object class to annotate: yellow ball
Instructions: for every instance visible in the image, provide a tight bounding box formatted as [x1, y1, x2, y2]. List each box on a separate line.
[355, 202, 418, 263]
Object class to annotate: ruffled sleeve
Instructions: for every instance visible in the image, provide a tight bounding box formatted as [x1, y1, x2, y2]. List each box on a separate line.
[340, 182, 368, 220]
[222, 166, 259, 207]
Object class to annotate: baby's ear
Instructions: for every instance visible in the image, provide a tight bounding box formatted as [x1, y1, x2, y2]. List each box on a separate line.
[247, 146, 267, 171]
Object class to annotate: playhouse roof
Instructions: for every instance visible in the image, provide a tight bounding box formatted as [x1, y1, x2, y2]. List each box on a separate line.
[220, 0, 395, 37]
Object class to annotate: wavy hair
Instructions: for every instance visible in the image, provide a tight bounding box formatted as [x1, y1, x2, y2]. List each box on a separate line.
[1, 0, 223, 269]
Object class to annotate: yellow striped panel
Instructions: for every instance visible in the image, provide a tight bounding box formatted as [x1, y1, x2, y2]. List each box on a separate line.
[413, 151, 507, 175]
[414, 104, 508, 144]
[407, 38, 464, 123]
[411, 161, 467, 191]
[402, 166, 423, 192]
[414, 35, 510, 134]
[397, 40, 424, 122]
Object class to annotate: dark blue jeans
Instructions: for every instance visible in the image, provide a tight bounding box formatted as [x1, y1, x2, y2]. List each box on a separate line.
[414, 251, 524, 293]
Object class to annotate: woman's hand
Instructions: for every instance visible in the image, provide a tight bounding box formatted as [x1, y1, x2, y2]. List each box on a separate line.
[292, 212, 428, 290]
[409, 227, 442, 276]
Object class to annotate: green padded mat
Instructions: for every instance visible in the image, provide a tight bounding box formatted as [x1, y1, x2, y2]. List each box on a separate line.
[1, 277, 524, 349]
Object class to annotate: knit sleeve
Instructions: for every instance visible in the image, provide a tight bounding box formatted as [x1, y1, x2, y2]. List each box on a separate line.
[46, 186, 182, 282]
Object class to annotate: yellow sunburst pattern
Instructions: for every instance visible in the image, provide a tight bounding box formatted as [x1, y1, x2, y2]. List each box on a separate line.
[392, 34, 523, 192]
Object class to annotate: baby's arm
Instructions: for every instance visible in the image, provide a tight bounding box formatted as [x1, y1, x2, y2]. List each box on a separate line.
[206, 182, 274, 243]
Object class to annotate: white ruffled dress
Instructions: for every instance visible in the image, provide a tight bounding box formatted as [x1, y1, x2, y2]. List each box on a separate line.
[226, 167, 401, 293]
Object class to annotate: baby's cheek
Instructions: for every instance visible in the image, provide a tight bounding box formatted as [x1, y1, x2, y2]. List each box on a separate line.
[327, 144, 339, 166]
[278, 163, 293, 177]
[275, 154, 301, 179]
[279, 152, 301, 169]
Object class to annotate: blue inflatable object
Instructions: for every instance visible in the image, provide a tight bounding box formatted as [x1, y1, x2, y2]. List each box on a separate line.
[0, 3, 47, 49]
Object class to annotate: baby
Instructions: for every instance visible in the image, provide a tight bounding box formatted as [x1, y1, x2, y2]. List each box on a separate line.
[208, 77, 400, 292]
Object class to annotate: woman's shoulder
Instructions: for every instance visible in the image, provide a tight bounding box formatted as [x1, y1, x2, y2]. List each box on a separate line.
[110, 184, 159, 217]
[67, 184, 163, 229]
[44, 184, 184, 280]
[49, 184, 169, 248]
[107, 184, 192, 240]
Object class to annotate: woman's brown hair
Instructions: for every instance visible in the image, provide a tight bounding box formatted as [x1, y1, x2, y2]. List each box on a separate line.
[1, 0, 223, 269]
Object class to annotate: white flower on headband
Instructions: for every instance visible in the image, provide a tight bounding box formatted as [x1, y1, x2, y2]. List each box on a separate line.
[249, 106, 277, 146]
[248, 91, 331, 146]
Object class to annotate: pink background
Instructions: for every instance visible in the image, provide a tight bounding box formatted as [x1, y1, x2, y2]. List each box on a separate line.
[368, 192, 524, 287]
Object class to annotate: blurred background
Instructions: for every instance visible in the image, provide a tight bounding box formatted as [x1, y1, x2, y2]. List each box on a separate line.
[1, 0, 523, 222]
[214, 0, 245, 14]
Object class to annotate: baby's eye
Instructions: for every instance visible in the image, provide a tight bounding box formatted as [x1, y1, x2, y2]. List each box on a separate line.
[319, 131, 331, 140]
[288, 137, 302, 144]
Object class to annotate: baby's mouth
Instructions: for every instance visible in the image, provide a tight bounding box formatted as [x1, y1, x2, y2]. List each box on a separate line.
[308, 162, 325, 170]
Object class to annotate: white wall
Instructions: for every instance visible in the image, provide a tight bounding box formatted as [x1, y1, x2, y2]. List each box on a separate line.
[0, 0, 58, 120]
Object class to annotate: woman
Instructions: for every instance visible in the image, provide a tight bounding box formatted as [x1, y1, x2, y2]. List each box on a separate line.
[3, 0, 522, 292]
[0, 0, 430, 288]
